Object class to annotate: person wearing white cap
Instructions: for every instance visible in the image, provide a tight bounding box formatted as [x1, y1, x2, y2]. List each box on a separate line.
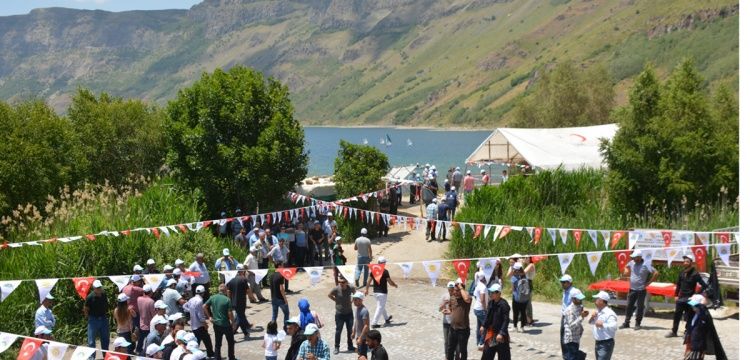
[133, 264, 144, 274]
[480, 282, 510, 359]
[189, 253, 210, 299]
[324, 211, 336, 245]
[366, 257, 398, 329]
[136, 284, 156, 354]
[588, 291, 617, 360]
[163, 278, 186, 316]
[226, 265, 254, 338]
[144, 316, 169, 350]
[425, 197, 439, 241]
[150, 300, 168, 334]
[440, 282, 456, 359]
[447, 277, 472, 360]
[683, 294, 726, 360]
[558, 274, 577, 356]
[562, 289, 588, 360]
[667, 253, 708, 338]
[284, 316, 305, 360]
[471, 272, 488, 350]
[620, 249, 659, 330]
[297, 323, 331, 359]
[500, 169, 509, 185]
[113, 337, 132, 355]
[145, 344, 165, 359]
[510, 262, 531, 333]
[445, 185, 458, 220]
[84, 279, 110, 351]
[481, 169, 490, 186]
[34, 293, 56, 331]
[145, 259, 158, 274]
[353, 228, 372, 288]
[215, 248, 239, 273]
[182, 285, 215, 359]
[352, 291, 370, 358]
[443, 178, 451, 192]
[437, 198, 450, 241]
[451, 166, 463, 194]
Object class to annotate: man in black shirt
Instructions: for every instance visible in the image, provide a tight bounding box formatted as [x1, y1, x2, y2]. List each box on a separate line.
[365, 257, 398, 328]
[271, 261, 290, 328]
[309, 221, 325, 265]
[666, 254, 707, 338]
[284, 316, 305, 360]
[84, 280, 109, 351]
[362, 330, 388, 360]
[481, 283, 511, 360]
[227, 265, 253, 338]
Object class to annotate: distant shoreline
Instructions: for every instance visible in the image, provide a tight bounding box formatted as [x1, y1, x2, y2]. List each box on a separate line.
[303, 124, 495, 132]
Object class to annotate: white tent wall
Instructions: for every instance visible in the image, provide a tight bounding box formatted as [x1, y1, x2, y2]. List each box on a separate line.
[464, 124, 619, 170]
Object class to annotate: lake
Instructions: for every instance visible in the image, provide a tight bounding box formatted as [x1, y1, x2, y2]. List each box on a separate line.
[304, 126, 498, 178]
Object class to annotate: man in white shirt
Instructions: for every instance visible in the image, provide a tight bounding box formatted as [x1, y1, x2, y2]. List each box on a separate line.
[189, 253, 210, 299]
[183, 286, 215, 359]
[588, 291, 617, 360]
[559, 274, 577, 356]
[34, 294, 56, 331]
[163, 279, 186, 316]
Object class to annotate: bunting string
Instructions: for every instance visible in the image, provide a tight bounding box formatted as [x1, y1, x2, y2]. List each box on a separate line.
[0, 331, 155, 360]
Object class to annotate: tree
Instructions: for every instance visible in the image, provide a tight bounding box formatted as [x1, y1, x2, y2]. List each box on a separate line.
[166, 66, 308, 216]
[333, 141, 390, 198]
[68, 88, 167, 184]
[511, 61, 614, 127]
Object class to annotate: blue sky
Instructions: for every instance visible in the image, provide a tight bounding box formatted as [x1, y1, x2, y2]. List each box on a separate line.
[0, 0, 204, 16]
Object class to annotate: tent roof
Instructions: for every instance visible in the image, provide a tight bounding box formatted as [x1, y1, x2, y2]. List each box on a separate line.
[465, 124, 618, 170]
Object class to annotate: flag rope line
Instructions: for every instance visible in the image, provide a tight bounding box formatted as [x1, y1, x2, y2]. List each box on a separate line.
[0, 330, 155, 359]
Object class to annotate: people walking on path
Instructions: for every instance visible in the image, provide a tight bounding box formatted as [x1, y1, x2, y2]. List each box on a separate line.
[562, 288, 588, 360]
[589, 291, 618, 360]
[328, 277, 355, 354]
[354, 228, 372, 288]
[510, 263, 530, 333]
[84, 280, 109, 352]
[559, 274, 578, 356]
[667, 254, 707, 338]
[365, 257, 397, 328]
[480, 283, 510, 360]
[352, 291, 370, 359]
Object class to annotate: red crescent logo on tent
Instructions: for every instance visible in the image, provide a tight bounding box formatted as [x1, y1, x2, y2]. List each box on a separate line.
[17, 338, 41, 360]
[570, 134, 587, 142]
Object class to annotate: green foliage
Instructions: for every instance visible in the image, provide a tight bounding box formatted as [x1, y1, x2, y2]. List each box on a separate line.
[602, 59, 738, 215]
[0, 178, 246, 345]
[166, 66, 308, 216]
[68, 88, 168, 185]
[510, 61, 615, 127]
[0, 101, 85, 215]
[451, 169, 737, 301]
[333, 141, 390, 199]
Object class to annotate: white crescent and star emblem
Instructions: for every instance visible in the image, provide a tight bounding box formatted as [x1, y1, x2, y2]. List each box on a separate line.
[21, 342, 37, 357]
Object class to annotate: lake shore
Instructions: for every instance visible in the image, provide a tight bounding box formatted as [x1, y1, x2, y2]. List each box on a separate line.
[304, 124, 496, 131]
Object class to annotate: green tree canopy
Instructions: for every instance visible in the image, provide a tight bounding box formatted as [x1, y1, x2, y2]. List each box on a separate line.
[166, 66, 308, 216]
[68, 88, 167, 184]
[333, 141, 390, 198]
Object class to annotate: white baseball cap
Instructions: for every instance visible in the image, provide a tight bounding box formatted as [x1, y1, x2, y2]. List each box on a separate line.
[92, 280, 103, 288]
[570, 288, 585, 300]
[447, 281, 456, 288]
[175, 259, 185, 266]
[34, 326, 52, 335]
[432, 198, 438, 203]
[184, 333, 197, 343]
[236, 264, 245, 270]
[154, 316, 169, 325]
[163, 264, 174, 272]
[593, 291, 611, 302]
[147, 259, 156, 265]
[688, 294, 705, 307]
[173, 268, 182, 275]
[378, 256, 386, 264]
[352, 292, 365, 300]
[196, 285, 205, 294]
[512, 262, 523, 270]
[481, 169, 486, 174]
[286, 316, 301, 326]
[117, 293, 129, 302]
[683, 253, 695, 261]
[450, 186, 456, 191]
[222, 248, 230, 256]
[335, 236, 342, 242]
[631, 249, 643, 258]
[168, 313, 184, 322]
[327, 212, 333, 216]
[444, 179, 449, 183]
[131, 275, 142, 282]
[488, 283, 502, 293]
[133, 264, 144, 272]
[361, 228, 368, 235]
[175, 330, 187, 342]
[143, 284, 153, 293]
[167, 279, 177, 287]
[466, 170, 471, 174]
[559, 274, 573, 283]
[155, 300, 168, 309]
[145, 344, 164, 356]
[510, 253, 522, 259]
[303, 323, 320, 335]
[113, 337, 131, 348]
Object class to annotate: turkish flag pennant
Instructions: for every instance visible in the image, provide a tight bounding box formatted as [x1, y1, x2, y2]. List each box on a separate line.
[407, 217, 415, 229]
[104, 352, 128, 360]
[72, 277, 95, 299]
[717, 232, 731, 244]
[453, 260, 471, 284]
[611, 231, 626, 249]
[202, 220, 213, 229]
[661, 231, 673, 247]
[573, 229, 583, 248]
[284, 211, 290, 222]
[151, 228, 161, 238]
[473, 225, 484, 239]
[359, 210, 364, 222]
[531, 255, 548, 263]
[368, 263, 386, 284]
[390, 215, 397, 225]
[17, 338, 42, 360]
[343, 207, 348, 218]
[498, 226, 512, 240]
[85, 234, 96, 241]
[177, 224, 188, 233]
[691, 244, 707, 272]
[266, 214, 272, 225]
[614, 249, 632, 273]
[277, 267, 298, 281]
[120, 230, 131, 236]
[533, 227, 543, 245]
[183, 271, 201, 278]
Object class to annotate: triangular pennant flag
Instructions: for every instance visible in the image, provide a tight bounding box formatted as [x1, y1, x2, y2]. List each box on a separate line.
[46, 342, 68, 360]
[497, 226, 512, 240]
[601, 230, 611, 249]
[628, 231, 643, 250]
[277, 267, 298, 281]
[72, 277, 95, 300]
[250, 269, 269, 286]
[715, 243, 731, 266]
[691, 244, 707, 272]
[612, 231, 626, 249]
[35, 278, 58, 303]
[473, 224, 483, 239]
[666, 246, 681, 267]
[398, 263, 413, 279]
[368, 263, 386, 284]
[143, 274, 165, 288]
[531, 255, 548, 263]
[422, 261, 442, 287]
[460, 223, 467, 237]
[533, 227, 543, 245]
[478, 258, 497, 282]
[0, 281, 22, 302]
[559, 229, 569, 245]
[614, 250, 631, 273]
[557, 253, 575, 275]
[678, 231, 692, 249]
[219, 271, 238, 284]
[572, 229, 583, 248]
[483, 225, 492, 239]
[0, 333, 18, 354]
[304, 267, 324, 286]
[716, 232, 731, 244]
[70, 347, 97, 360]
[547, 229, 557, 246]
[525, 227, 534, 240]
[105, 352, 128, 360]
[641, 248, 655, 267]
[109, 276, 130, 292]
[337, 265, 356, 284]
[159, 226, 171, 237]
[586, 252, 603, 276]
[167, 225, 179, 234]
[452, 260, 471, 284]
[17, 338, 42, 360]
[695, 232, 710, 247]
[587, 230, 598, 248]
[661, 231, 673, 248]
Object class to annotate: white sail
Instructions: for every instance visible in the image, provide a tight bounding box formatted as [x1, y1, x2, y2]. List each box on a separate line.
[363, 138, 368, 145]
[379, 138, 385, 144]
[407, 138, 413, 146]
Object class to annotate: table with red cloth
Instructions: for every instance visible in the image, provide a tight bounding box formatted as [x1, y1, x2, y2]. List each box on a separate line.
[588, 280, 678, 297]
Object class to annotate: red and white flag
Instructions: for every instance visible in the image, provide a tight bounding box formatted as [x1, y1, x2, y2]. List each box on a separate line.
[277, 267, 298, 281]
[716, 232, 731, 244]
[16, 338, 42, 360]
[72, 277, 95, 300]
[368, 263, 386, 284]
[691, 244, 707, 272]
[573, 229, 583, 248]
[614, 250, 631, 273]
[453, 260, 471, 284]
[611, 231, 626, 249]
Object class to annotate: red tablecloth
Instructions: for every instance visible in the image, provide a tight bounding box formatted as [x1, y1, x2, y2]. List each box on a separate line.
[588, 280, 678, 297]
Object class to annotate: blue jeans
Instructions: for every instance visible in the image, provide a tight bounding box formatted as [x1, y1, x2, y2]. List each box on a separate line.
[474, 309, 487, 346]
[595, 339, 614, 360]
[334, 313, 354, 349]
[234, 306, 252, 335]
[355, 256, 370, 285]
[271, 298, 290, 325]
[87, 316, 109, 351]
[266, 357, 277, 360]
[563, 342, 582, 360]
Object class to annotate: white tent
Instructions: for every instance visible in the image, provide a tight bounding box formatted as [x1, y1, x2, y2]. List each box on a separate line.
[465, 124, 618, 170]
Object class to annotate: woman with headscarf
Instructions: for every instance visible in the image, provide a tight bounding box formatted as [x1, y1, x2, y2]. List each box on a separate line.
[297, 298, 324, 331]
[683, 294, 727, 360]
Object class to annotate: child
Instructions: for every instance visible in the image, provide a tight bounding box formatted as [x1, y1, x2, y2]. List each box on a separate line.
[263, 321, 282, 360]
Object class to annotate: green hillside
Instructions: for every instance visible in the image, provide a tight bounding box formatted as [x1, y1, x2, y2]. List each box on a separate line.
[0, 0, 738, 126]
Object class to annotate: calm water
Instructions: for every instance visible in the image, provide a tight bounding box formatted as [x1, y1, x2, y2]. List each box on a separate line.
[304, 127, 495, 177]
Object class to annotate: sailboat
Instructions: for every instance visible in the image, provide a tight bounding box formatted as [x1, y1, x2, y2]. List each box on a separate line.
[407, 138, 413, 146]
[379, 137, 385, 145]
[363, 138, 369, 145]
[385, 134, 392, 146]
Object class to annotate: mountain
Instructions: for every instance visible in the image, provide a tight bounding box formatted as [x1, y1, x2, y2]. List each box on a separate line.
[0, 0, 739, 126]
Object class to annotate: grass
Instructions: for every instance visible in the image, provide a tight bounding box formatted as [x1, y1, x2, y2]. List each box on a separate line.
[450, 169, 738, 302]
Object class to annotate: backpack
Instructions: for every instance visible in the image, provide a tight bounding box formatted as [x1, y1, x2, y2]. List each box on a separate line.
[516, 278, 531, 303]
